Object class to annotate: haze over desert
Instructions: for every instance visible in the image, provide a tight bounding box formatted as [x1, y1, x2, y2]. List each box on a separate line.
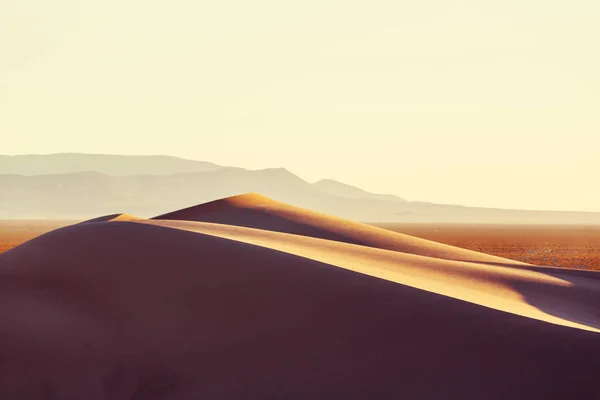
[3, 0, 600, 397]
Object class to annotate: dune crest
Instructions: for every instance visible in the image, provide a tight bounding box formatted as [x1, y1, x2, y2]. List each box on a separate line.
[152, 193, 526, 265]
[80, 213, 144, 223]
[152, 192, 280, 218]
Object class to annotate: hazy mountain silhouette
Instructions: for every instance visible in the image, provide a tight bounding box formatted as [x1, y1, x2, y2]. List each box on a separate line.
[312, 179, 406, 202]
[2, 153, 600, 223]
[0, 153, 221, 176]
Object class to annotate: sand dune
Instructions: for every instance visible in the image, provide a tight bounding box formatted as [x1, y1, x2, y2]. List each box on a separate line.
[143, 218, 600, 332]
[152, 193, 526, 265]
[1, 194, 600, 399]
[81, 213, 144, 223]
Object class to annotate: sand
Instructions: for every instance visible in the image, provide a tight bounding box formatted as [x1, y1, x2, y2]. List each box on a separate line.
[375, 222, 600, 271]
[81, 213, 145, 223]
[1, 193, 599, 399]
[153, 193, 527, 265]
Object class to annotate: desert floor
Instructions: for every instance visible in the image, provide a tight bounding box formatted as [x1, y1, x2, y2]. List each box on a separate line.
[375, 223, 600, 271]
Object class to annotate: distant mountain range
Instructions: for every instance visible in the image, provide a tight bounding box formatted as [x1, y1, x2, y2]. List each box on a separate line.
[0, 153, 221, 176]
[1, 153, 600, 224]
[312, 179, 406, 202]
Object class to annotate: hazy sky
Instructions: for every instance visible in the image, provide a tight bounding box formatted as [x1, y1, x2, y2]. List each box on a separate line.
[2, 0, 599, 211]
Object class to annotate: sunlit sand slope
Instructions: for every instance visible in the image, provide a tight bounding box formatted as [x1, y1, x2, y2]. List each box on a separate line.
[152, 193, 525, 265]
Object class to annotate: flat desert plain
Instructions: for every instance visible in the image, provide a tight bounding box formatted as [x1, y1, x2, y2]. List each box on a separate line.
[1, 194, 600, 398]
[374, 223, 600, 271]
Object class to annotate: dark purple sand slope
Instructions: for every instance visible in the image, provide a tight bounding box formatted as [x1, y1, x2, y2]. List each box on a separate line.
[0, 219, 599, 399]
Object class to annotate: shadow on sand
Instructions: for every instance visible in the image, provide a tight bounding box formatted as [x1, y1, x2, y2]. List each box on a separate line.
[450, 259, 600, 331]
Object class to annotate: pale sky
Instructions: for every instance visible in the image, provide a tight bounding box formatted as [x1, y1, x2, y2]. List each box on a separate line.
[2, 0, 599, 211]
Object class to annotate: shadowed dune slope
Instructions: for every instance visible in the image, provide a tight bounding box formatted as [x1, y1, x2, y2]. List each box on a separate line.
[1, 220, 600, 399]
[152, 193, 525, 265]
